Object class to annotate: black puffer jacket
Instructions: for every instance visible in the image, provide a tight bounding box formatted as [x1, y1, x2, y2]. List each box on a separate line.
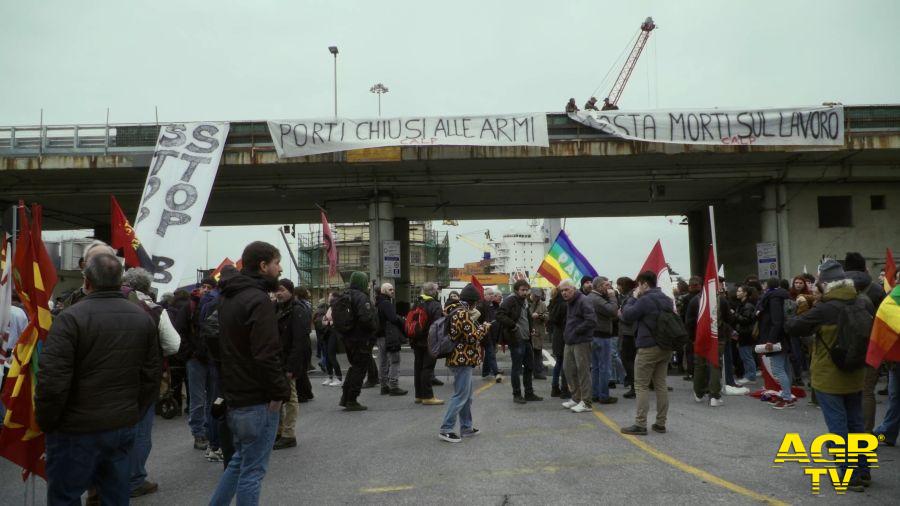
[733, 300, 757, 346]
[757, 287, 791, 354]
[36, 291, 160, 434]
[277, 299, 311, 376]
[375, 293, 404, 349]
[218, 272, 291, 408]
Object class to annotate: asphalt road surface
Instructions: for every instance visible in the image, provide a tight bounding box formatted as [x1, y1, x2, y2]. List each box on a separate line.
[2, 349, 898, 505]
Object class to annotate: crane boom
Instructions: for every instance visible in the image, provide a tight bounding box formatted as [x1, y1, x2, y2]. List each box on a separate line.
[605, 17, 656, 108]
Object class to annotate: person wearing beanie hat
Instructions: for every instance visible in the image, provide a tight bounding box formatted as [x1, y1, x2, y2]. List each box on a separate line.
[335, 271, 378, 411]
[785, 261, 872, 491]
[438, 284, 490, 443]
[580, 276, 593, 296]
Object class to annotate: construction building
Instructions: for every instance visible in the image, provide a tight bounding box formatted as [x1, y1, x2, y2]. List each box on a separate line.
[298, 221, 450, 302]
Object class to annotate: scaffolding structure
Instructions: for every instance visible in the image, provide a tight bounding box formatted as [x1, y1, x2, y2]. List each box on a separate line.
[298, 221, 449, 302]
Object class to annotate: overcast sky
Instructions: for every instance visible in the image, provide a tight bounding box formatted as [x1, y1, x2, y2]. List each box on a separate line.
[5, 1, 898, 286]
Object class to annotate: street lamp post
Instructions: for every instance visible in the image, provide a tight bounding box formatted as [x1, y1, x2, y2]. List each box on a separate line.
[328, 46, 339, 118]
[369, 83, 389, 116]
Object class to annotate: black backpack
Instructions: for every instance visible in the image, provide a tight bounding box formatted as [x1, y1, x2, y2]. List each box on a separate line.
[331, 289, 378, 334]
[818, 298, 873, 371]
[651, 297, 689, 351]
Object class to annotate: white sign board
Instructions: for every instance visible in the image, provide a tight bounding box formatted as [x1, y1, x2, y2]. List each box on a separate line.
[756, 242, 780, 280]
[382, 240, 401, 279]
[569, 106, 844, 146]
[135, 122, 230, 296]
[267, 113, 549, 158]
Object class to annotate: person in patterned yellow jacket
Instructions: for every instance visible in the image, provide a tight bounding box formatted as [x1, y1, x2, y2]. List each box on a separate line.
[439, 284, 490, 443]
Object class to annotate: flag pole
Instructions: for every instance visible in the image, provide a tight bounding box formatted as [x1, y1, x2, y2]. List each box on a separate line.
[708, 205, 719, 276]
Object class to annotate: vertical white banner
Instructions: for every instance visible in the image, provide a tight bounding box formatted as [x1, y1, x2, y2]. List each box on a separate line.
[134, 122, 230, 296]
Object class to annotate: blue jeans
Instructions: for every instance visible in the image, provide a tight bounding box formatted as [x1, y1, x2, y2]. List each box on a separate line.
[738, 346, 757, 381]
[129, 405, 155, 491]
[815, 390, 870, 476]
[875, 366, 900, 445]
[187, 359, 209, 438]
[509, 340, 534, 396]
[210, 403, 280, 506]
[481, 335, 499, 377]
[440, 366, 474, 433]
[768, 353, 793, 400]
[591, 337, 612, 400]
[611, 337, 626, 384]
[552, 354, 566, 389]
[46, 427, 135, 505]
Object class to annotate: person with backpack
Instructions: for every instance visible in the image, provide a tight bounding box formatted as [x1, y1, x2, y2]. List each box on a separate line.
[497, 280, 543, 404]
[438, 284, 490, 443]
[619, 270, 677, 436]
[785, 259, 873, 492]
[757, 277, 795, 409]
[407, 282, 445, 405]
[375, 283, 407, 396]
[332, 271, 379, 411]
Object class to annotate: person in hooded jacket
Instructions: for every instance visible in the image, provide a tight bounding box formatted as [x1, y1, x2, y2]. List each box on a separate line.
[411, 282, 445, 405]
[335, 271, 379, 411]
[272, 278, 304, 451]
[375, 283, 407, 396]
[211, 241, 290, 506]
[757, 277, 794, 408]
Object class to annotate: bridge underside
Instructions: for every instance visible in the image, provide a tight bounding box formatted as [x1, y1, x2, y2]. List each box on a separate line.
[3, 144, 898, 230]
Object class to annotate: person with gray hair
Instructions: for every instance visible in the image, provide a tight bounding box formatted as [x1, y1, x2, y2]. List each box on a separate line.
[588, 276, 619, 405]
[559, 278, 596, 413]
[410, 282, 445, 405]
[36, 253, 160, 504]
[375, 283, 407, 396]
[476, 287, 502, 382]
[121, 267, 181, 497]
[62, 240, 118, 308]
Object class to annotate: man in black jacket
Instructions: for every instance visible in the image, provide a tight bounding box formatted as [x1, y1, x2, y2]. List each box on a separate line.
[37, 253, 160, 505]
[588, 277, 619, 405]
[210, 241, 291, 506]
[335, 271, 379, 411]
[477, 288, 502, 381]
[376, 283, 408, 396]
[497, 280, 542, 404]
[273, 278, 303, 450]
[412, 282, 445, 405]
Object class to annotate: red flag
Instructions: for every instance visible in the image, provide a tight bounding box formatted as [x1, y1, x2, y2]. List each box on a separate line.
[885, 248, 897, 293]
[470, 275, 484, 300]
[210, 258, 235, 281]
[321, 210, 339, 278]
[110, 195, 153, 270]
[637, 240, 675, 304]
[0, 202, 57, 479]
[694, 245, 719, 367]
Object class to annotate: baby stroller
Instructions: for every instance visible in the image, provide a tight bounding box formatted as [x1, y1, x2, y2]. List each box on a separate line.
[156, 357, 185, 420]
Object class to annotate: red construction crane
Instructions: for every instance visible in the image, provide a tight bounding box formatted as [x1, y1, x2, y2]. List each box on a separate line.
[603, 17, 656, 110]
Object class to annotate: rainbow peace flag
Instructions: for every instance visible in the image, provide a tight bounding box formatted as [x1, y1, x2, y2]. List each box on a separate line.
[866, 284, 900, 368]
[536, 230, 598, 287]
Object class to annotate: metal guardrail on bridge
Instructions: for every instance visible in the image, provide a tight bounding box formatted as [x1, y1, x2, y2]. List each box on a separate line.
[1, 106, 899, 158]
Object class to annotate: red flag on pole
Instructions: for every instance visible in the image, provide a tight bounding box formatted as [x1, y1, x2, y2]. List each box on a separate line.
[694, 245, 719, 367]
[470, 275, 484, 300]
[110, 195, 153, 270]
[637, 240, 675, 304]
[321, 210, 339, 278]
[885, 248, 897, 293]
[0, 202, 56, 479]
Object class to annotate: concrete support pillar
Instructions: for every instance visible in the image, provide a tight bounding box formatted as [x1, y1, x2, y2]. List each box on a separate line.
[368, 193, 394, 294]
[687, 209, 707, 278]
[761, 184, 791, 278]
[393, 217, 411, 306]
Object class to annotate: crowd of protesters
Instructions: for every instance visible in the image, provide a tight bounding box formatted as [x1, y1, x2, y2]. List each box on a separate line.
[3, 238, 897, 503]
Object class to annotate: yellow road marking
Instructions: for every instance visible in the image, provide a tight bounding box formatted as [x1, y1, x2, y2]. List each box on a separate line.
[591, 409, 789, 506]
[360, 485, 415, 494]
[474, 381, 496, 396]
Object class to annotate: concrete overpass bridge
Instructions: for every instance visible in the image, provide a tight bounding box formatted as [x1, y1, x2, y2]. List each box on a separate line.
[2, 105, 899, 287]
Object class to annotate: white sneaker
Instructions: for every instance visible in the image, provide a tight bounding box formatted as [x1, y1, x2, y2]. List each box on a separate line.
[710, 397, 724, 407]
[330, 379, 343, 387]
[322, 377, 334, 386]
[735, 378, 750, 386]
[693, 394, 705, 403]
[562, 399, 578, 409]
[725, 385, 749, 396]
[570, 401, 592, 413]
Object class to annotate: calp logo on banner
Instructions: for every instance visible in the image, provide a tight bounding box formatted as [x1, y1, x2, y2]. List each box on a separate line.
[773, 433, 880, 494]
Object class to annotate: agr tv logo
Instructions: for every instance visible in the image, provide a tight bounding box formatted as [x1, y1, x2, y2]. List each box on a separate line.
[773, 433, 880, 494]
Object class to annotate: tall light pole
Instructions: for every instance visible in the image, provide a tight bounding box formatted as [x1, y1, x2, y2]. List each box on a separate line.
[369, 83, 389, 116]
[204, 229, 211, 270]
[328, 46, 339, 118]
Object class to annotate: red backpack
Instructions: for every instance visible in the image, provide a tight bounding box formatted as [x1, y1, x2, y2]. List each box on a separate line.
[404, 302, 430, 342]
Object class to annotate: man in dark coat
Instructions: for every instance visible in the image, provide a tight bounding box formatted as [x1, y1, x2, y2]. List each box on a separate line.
[497, 280, 542, 404]
[375, 283, 408, 396]
[334, 271, 379, 411]
[210, 241, 291, 505]
[272, 278, 304, 450]
[37, 253, 160, 505]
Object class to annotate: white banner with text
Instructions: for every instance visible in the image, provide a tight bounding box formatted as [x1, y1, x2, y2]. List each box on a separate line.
[569, 106, 844, 146]
[135, 122, 230, 296]
[267, 113, 549, 157]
